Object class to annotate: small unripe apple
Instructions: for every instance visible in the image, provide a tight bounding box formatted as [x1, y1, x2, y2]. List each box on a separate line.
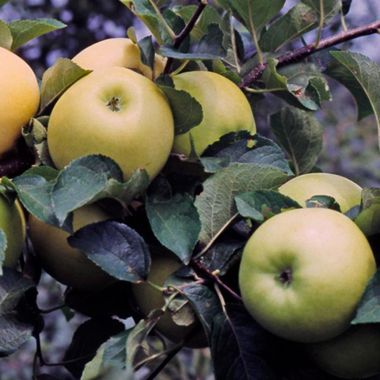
[72, 38, 165, 80]
[47, 67, 174, 180]
[239, 208, 376, 343]
[278, 173, 362, 213]
[29, 205, 114, 290]
[307, 324, 380, 379]
[132, 251, 207, 348]
[0, 194, 26, 268]
[0, 47, 39, 156]
[172, 71, 256, 156]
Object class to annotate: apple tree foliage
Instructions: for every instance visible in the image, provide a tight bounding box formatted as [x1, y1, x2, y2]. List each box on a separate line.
[2, 0, 380, 379]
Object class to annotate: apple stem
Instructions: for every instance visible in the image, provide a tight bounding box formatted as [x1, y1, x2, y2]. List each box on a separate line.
[241, 19, 380, 87]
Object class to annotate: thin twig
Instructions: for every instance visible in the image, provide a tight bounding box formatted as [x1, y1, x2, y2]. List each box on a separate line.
[145, 343, 183, 380]
[191, 259, 242, 302]
[241, 19, 380, 87]
[164, 0, 208, 74]
[315, 0, 325, 47]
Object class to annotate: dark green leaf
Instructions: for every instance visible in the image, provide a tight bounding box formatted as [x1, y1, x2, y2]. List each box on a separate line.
[159, 86, 203, 135]
[0, 269, 34, 356]
[260, 0, 340, 52]
[270, 107, 323, 175]
[235, 190, 301, 222]
[326, 51, 380, 132]
[211, 304, 279, 380]
[351, 271, 380, 324]
[227, 0, 285, 34]
[195, 163, 289, 245]
[68, 221, 151, 283]
[8, 18, 66, 50]
[137, 35, 154, 69]
[40, 58, 91, 112]
[146, 193, 201, 264]
[159, 24, 226, 60]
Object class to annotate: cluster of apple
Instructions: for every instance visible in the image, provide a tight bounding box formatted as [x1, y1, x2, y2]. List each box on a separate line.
[239, 172, 379, 379]
[0, 38, 255, 348]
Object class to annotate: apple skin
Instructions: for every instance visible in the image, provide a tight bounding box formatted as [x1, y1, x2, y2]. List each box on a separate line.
[29, 205, 115, 291]
[278, 173, 362, 213]
[0, 47, 39, 156]
[0, 195, 26, 268]
[307, 324, 380, 379]
[172, 71, 256, 156]
[239, 208, 376, 343]
[47, 67, 174, 180]
[72, 38, 165, 80]
[132, 252, 207, 348]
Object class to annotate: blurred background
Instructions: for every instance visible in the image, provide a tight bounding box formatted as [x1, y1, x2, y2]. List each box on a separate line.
[0, 0, 380, 379]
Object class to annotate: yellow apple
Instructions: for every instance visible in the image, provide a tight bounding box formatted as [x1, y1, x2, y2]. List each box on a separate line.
[0, 193, 26, 268]
[72, 38, 165, 80]
[29, 204, 115, 290]
[279, 173, 362, 213]
[132, 251, 207, 348]
[47, 67, 174, 180]
[172, 71, 256, 156]
[307, 324, 380, 379]
[0, 47, 40, 156]
[239, 208, 376, 343]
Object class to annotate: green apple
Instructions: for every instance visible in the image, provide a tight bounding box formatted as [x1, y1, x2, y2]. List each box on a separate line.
[239, 208, 376, 343]
[29, 204, 115, 290]
[47, 67, 174, 180]
[172, 71, 256, 156]
[279, 173, 362, 213]
[307, 324, 380, 379]
[0, 47, 40, 156]
[132, 251, 207, 348]
[0, 194, 26, 267]
[72, 37, 166, 80]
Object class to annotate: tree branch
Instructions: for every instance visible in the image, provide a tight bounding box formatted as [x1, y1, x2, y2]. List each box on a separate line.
[241, 19, 380, 87]
[191, 259, 242, 302]
[164, 0, 208, 74]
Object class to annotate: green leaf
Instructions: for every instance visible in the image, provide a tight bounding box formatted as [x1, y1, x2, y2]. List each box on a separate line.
[40, 58, 91, 112]
[0, 20, 12, 50]
[351, 271, 380, 324]
[137, 35, 154, 69]
[68, 221, 151, 283]
[260, 0, 340, 52]
[159, 86, 203, 135]
[235, 190, 301, 222]
[270, 107, 323, 175]
[227, 0, 285, 34]
[0, 229, 6, 274]
[0, 0, 11, 7]
[355, 188, 380, 237]
[8, 18, 66, 50]
[201, 134, 292, 175]
[305, 195, 341, 211]
[326, 51, 380, 134]
[0, 269, 34, 356]
[51, 155, 123, 226]
[159, 24, 226, 60]
[195, 163, 289, 245]
[11, 169, 60, 228]
[121, 0, 173, 45]
[146, 193, 201, 264]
